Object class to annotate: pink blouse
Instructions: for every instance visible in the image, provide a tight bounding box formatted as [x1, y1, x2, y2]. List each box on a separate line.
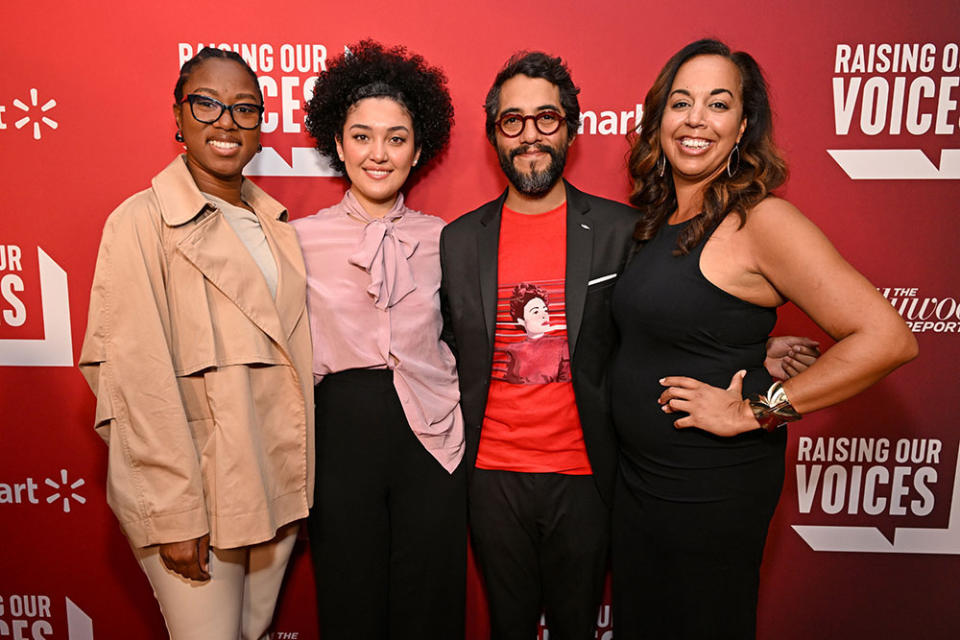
[291, 191, 464, 473]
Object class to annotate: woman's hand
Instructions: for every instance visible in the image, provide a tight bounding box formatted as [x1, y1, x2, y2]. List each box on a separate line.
[764, 336, 820, 380]
[159, 534, 210, 581]
[658, 370, 760, 436]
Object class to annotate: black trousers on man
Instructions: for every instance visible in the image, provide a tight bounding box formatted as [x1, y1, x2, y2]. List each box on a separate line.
[469, 468, 610, 640]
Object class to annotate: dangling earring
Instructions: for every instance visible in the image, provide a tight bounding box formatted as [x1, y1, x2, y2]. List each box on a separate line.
[655, 153, 666, 178]
[175, 131, 184, 143]
[726, 143, 741, 177]
[257, 143, 263, 153]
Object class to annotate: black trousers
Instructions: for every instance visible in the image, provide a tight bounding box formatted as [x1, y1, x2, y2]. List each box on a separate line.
[469, 468, 610, 640]
[307, 370, 467, 639]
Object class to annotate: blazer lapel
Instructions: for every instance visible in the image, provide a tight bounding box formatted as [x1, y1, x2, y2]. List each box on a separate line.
[564, 181, 593, 357]
[477, 191, 507, 350]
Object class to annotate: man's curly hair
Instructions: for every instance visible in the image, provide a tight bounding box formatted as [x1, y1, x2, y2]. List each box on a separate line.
[304, 40, 454, 175]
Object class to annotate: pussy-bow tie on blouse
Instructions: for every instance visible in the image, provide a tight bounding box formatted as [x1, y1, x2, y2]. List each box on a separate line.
[345, 190, 420, 310]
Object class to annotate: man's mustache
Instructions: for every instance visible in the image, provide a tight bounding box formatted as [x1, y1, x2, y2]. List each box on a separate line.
[510, 144, 556, 161]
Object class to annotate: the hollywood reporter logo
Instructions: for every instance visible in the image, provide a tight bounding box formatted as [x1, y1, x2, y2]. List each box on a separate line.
[829, 41, 960, 179]
[881, 287, 960, 334]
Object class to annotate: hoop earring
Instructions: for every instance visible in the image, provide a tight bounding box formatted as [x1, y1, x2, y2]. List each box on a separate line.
[175, 131, 184, 143]
[656, 153, 666, 178]
[726, 143, 741, 177]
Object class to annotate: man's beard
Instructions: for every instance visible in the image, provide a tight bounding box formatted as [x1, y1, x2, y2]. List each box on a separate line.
[497, 142, 567, 196]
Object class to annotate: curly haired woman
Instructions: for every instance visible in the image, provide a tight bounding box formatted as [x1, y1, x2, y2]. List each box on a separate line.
[290, 41, 465, 639]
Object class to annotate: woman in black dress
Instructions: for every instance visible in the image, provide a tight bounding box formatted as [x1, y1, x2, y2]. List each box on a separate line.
[610, 39, 917, 639]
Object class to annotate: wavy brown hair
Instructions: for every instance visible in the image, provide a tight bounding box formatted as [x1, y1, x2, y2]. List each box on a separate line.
[628, 39, 787, 254]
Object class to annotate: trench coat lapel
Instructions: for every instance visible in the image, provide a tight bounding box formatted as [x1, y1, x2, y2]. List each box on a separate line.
[259, 216, 306, 343]
[153, 156, 300, 359]
[564, 181, 593, 358]
[176, 212, 292, 359]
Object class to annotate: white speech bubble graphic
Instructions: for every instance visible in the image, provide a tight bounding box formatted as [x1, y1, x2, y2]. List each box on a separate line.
[794, 443, 960, 554]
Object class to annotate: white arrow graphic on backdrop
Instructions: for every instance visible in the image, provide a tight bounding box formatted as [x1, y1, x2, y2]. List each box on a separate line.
[0, 247, 72, 367]
[66, 597, 93, 639]
[794, 443, 960, 553]
[244, 147, 340, 177]
[828, 149, 960, 179]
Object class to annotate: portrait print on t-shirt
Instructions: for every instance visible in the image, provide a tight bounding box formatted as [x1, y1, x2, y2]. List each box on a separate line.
[492, 280, 571, 385]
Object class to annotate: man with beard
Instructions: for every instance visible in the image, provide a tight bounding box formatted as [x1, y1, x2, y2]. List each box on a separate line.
[439, 52, 637, 639]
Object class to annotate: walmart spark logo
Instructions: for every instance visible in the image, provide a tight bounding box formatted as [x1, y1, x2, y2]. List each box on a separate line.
[12, 89, 58, 140]
[44, 469, 85, 513]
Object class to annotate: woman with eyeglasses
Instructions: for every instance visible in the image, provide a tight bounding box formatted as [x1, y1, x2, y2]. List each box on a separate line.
[79, 47, 313, 640]
[291, 41, 465, 638]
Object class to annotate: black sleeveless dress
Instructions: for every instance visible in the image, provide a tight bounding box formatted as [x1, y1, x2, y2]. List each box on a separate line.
[610, 218, 786, 639]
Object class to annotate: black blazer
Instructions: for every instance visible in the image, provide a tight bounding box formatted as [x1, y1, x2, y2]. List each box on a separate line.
[440, 181, 638, 504]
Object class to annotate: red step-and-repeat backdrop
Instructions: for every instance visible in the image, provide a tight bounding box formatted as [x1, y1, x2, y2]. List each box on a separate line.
[2, 1, 958, 638]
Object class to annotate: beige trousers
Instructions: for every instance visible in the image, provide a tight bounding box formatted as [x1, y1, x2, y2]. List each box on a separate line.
[132, 522, 300, 640]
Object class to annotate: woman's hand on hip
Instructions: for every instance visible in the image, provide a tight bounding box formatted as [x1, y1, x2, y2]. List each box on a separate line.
[658, 371, 760, 436]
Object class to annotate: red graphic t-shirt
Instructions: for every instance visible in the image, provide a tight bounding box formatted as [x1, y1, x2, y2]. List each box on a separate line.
[475, 202, 592, 475]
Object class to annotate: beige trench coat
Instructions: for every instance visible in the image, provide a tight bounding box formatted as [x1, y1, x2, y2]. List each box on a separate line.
[80, 156, 314, 549]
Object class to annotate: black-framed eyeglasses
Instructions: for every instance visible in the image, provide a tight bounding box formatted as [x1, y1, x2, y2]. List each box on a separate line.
[495, 110, 564, 138]
[179, 94, 264, 130]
